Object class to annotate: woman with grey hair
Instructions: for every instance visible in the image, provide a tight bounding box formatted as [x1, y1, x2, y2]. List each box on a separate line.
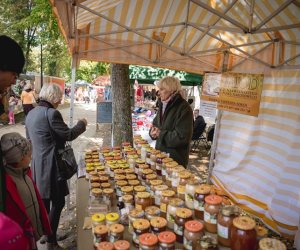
[26, 83, 87, 250]
[150, 76, 193, 167]
[1, 132, 51, 249]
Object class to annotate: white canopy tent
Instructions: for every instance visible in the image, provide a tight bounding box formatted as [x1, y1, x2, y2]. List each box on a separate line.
[50, 0, 300, 238]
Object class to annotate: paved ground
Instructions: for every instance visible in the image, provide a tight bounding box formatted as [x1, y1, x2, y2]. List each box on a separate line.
[0, 102, 209, 249]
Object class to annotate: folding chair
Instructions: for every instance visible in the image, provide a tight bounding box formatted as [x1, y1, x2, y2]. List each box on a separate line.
[191, 123, 207, 152]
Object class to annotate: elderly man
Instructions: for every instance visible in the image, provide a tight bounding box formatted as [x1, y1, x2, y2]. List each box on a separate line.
[192, 109, 206, 140]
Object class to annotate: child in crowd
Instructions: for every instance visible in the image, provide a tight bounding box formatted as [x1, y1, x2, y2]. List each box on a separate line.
[1, 132, 51, 249]
[8, 96, 17, 125]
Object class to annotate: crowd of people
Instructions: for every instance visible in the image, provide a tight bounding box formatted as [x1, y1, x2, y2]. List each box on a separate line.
[0, 35, 87, 250]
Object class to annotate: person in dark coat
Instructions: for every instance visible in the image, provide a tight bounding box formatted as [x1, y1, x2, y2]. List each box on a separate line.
[150, 76, 193, 167]
[26, 83, 87, 250]
[192, 109, 206, 140]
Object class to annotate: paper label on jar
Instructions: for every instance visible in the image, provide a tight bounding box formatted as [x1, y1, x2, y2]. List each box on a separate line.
[156, 164, 162, 170]
[185, 193, 194, 202]
[162, 168, 166, 176]
[146, 158, 151, 164]
[193, 200, 204, 211]
[116, 187, 122, 197]
[183, 237, 193, 250]
[109, 234, 121, 243]
[135, 204, 143, 210]
[110, 172, 115, 178]
[160, 203, 167, 212]
[174, 223, 183, 236]
[167, 212, 175, 222]
[177, 185, 185, 194]
[133, 231, 138, 243]
[129, 163, 135, 169]
[171, 178, 179, 187]
[204, 211, 217, 224]
[218, 223, 229, 239]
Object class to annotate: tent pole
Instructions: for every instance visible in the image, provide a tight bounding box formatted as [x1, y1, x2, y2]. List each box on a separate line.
[66, 54, 77, 211]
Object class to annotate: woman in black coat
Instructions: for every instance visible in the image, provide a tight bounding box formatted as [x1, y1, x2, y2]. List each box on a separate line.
[26, 83, 87, 249]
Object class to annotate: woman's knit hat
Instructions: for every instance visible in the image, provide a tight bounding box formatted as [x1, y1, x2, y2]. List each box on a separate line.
[1, 133, 31, 164]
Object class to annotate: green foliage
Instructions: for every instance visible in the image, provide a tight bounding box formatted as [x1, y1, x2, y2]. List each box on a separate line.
[76, 61, 110, 83]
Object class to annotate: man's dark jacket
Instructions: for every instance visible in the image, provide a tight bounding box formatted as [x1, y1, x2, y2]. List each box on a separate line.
[151, 93, 193, 167]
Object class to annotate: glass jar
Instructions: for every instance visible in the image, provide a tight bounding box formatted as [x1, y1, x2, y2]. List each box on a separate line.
[171, 166, 185, 192]
[114, 169, 125, 176]
[124, 168, 135, 175]
[160, 190, 176, 218]
[127, 155, 137, 169]
[92, 213, 106, 229]
[114, 174, 126, 182]
[134, 185, 147, 195]
[150, 216, 167, 235]
[177, 171, 192, 200]
[154, 185, 168, 206]
[161, 157, 173, 181]
[198, 235, 218, 250]
[145, 173, 157, 189]
[231, 216, 257, 250]
[91, 188, 103, 198]
[139, 164, 150, 180]
[132, 219, 150, 247]
[217, 205, 239, 247]
[128, 208, 144, 234]
[149, 179, 163, 196]
[115, 180, 128, 197]
[93, 225, 109, 247]
[145, 206, 160, 221]
[106, 213, 120, 226]
[256, 225, 268, 241]
[135, 159, 145, 175]
[121, 185, 133, 196]
[113, 240, 130, 250]
[185, 179, 199, 209]
[139, 233, 158, 250]
[125, 174, 137, 181]
[109, 165, 118, 179]
[90, 176, 100, 184]
[142, 169, 154, 185]
[158, 231, 176, 250]
[194, 184, 211, 220]
[122, 194, 134, 212]
[149, 150, 160, 171]
[103, 188, 115, 207]
[156, 153, 167, 176]
[97, 241, 114, 250]
[166, 198, 184, 229]
[109, 223, 124, 243]
[184, 220, 204, 250]
[258, 238, 286, 250]
[165, 161, 178, 186]
[204, 194, 223, 233]
[128, 179, 140, 187]
[174, 208, 193, 243]
[135, 192, 152, 210]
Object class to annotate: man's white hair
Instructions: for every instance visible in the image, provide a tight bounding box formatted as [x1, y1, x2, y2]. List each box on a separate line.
[39, 83, 63, 104]
[157, 76, 182, 93]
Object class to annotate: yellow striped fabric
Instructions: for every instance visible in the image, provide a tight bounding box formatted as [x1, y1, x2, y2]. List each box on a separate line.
[212, 69, 300, 236]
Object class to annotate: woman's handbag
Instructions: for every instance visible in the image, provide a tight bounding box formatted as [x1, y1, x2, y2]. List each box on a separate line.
[45, 109, 78, 181]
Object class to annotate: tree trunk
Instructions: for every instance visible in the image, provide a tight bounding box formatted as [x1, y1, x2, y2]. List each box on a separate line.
[111, 64, 133, 146]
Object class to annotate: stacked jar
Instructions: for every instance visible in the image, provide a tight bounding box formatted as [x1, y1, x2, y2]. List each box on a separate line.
[185, 178, 199, 209]
[158, 231, 176, 250]
[154, 185, 168, 206]
[177, 171, 192, 200]
[135, 192, 152, 210]
[128, 208, 144, 234]
[113, 240, 130, 250]
[160, 190, 176, 218]
[194, 184, 211, 220]
[122, 194, 134, 212]
[145, 206, 160, 221]
[149, 179, 163, 196]
[161, 157, 173, 181]
[103, 188, 114, 207]
[135, 159, 145, 175]
[108, 223, 124, 243]
[204, 194, 223, 233]
[134, 185, 146, 195]
[184, 220, 204, 250]
[198, 235, 218, 250]
[156, 153, 167, 176]
[139, 233, 158, 250]
[138, 164, 150, 181]
[132, 219, 150, 247]
[127, 154, 138, 169]
[174, 208, 193, 243]
[93, 225, 109, 247]
[165, 161, 178, 187]
[149, 150, 160, 171]
[141, 169, 154, 186]
[171, 166, 185, 192]
[258, 238, 286, 250]
[150, 216, 167, 235]
[106, 213, 120, 227]
[145, 173, 157, 193]
[167, 198, 184, 229]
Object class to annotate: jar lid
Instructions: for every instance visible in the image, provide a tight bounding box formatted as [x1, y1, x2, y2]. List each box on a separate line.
[139, 233, 158, 246]
[195, 184, 211, 194]
[179, 171, 192, 179]
[115, 175, 126, 180]
[124, 168, 134, 174]
[139, 164, 150, 169]
[128, 180, 140, 186]
[113, 156, 122, 160]
[150, 179, 163, 186]
[185, 220, 204, 233]
[146, 174, 157, 180]
[136, 192, 151, 199]
[127, 154, 138, 158]
[255, 225, 268, 237]
[109, 223, 124, 233]
[204, 194, 223, 205]
[129, 208, 144, 218]
[116, 180, 128, 186]
[96, 165, 105, 170]
[114, 169, 124, 175]
[89, 171, 98, 176]
[157, 231, 176, 244]
[92, 213, 106, 222]
[103, 188, 114, 194]
[173, 166, 185, 173]
[122, 194, 133, 202]
[91, 183, 101, 188]
[106, 159, 116, 164]
[259, 238, 286, 250]
[186, 179, 199, 186]
[221, 205, 239, 216]
[233, 216, 256, 230]
[157, 153, 167, 158]
[142, 169, 153, 175]
[165, 161, 178, 168]
[133, 219, 150, 230]
[161, 190, 175, 197]
[168, 198, 184, 207]
[101, 183, 111, 188]
[176, 208, 193, 218]
[199, 235, 217, 248]
[135, 159, 145, 164]
[91, 188, 102, 195]
[97, 241, 114, 250]
[113, 240, 130, 250]
[145, 206, 160, 216]
[121, 186, 133, 192]
[90, 176, 100, 182]
[150, 217, 167, 228]
[94, 225, 108, 234]
[134, 186, 146, 192]
[155, 185, 168, 191]
[106, 213, 120, 222]
[162, 157, 173, 163]
[98, 171, 106, 176]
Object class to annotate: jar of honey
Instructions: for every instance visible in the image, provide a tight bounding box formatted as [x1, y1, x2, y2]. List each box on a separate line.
[160, 190, 176, 218]
[185, 179, 199, 209]
[165, 161, 178, 187]
[166, 198, 184, 229]
[97, 241, 114, 250]
[121, 185, 133, 196]
[113, 240, 130, 250]
[106, 213, 120, 226]
[171, 166, 185, 192]
[198, 235, 218, 250]
[134, 185, 147, 195]
[109, 223, 124, 243]
[139, 233, 158, 250]
[204, 194, 223, 233]
[161, 157, 174, 181]
[149, 179, 163, 196]
[132, 219, 150, 247]
[93, 225, 109, 247]
[128, 208, 144, 234]
[115, 181, 128, 197]
[217, 205, 239, 247]
[135, 192, 152, 210]
[177, 171, 192, 200]
[145, 206, 160, 221]
[194, 184, 211, 220]
[174, 208, 193, 243]
[184, 220, 204, 250]
[231, 216, 257, 250]
[156, 153, 167, 176]
[150, 216, 167, 235]
[258, 238, 286, 250]
[158, 231, 176, 250]
[154, 185, 168, 206]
